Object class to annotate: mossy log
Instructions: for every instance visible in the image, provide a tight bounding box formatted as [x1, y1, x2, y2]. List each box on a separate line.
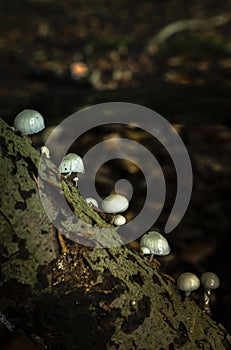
[0, 117, 230, 350]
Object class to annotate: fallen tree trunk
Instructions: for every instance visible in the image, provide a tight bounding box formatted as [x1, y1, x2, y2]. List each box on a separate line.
[0, 117, 230, 350]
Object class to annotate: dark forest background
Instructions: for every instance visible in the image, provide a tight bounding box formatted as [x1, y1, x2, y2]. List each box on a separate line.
[0, 1, 231, 349]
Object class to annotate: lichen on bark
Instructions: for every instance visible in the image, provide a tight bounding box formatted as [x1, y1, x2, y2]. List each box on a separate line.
[0, 121, 59, 290]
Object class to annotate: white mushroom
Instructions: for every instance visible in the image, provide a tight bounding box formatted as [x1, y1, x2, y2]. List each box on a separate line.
[200, 272, 220, 313]
[59, 153, 85, 179]
[177, 272, 200, 297]
[85, 197, 99, 208]
[14, 109, 45, 135]
[102, 194, 129, 214]
[113, 214, 126, 226]
[140, 231, 170, 261]
[101, 194, 129, 225]
[40, 146, 50, 158]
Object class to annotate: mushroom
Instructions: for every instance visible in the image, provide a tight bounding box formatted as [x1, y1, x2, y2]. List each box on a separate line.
[59, 153, 85, 180]
[40, 145, 50, 159]
[101, 194, 129, 224]
[200, 272, 220, 313]
[113, 214, 126, 226]
[102, 194, 129, 213]
[13, 109, 45, 135]
[140, 231, 170, 261]
[177, 272, 200, 297]
[85, 197, 98, 208]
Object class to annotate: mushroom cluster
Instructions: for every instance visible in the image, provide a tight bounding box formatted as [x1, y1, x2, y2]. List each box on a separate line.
[13, 109, 130, 223]
[176, 271, 220, 312]
[12, 108, 222, 317]
[101, 194, 128, 226]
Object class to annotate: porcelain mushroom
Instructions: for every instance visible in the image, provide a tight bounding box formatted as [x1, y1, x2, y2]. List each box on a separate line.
[200, 272, 220, 313]
[59, 153, 85, 180]
[113, 214, 126, 226]
[102, 194, 129, 224]
[140, 231, 170, 261]
[85, 197, 99, 208]
[14, 109, 45, 135]
[177, 272, 200, 297]
[102, 194, 129, 214]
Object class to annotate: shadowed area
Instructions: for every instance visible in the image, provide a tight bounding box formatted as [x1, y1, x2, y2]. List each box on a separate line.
[0, 0, 231, 349]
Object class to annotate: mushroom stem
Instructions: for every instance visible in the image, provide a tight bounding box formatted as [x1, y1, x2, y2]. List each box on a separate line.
[203, 290, 211, 313]
[109, 214, 116, 224]
[73, 176, 79, 186]
[64, 172, 72, 179]
[200, 272, 220, 314]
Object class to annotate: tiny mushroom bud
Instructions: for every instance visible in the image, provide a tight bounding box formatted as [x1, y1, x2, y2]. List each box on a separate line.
[200, 272, 220, 313]
[102, 194, 129, 214]
[85, 197, 98, 208]
[14, 109, 45, 135]
[73, 177, 79, 187]
[40, 146, 50, 158]
[59, 153, 85, 179]
[140, 231, 170, 261]
[177, 272, 200, 297]
[113, 214, 126, 226]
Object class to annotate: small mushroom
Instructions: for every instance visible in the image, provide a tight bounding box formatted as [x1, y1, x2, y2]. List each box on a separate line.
[200, 272, 220, 313]
[85, 197, 98, 208]
[102, 194, 129, 214]
[140, 231, 170, 261]
[59, 153, 85, 179]
[113, 214, 126, 226]
[177, 272, 200, 297]
[40, 146, 50, 159]
[102, 194, 129, 224]
[13, 109, 45, 135]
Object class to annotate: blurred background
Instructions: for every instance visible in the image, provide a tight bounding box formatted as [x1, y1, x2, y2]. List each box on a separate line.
[0, 0, 231, 349]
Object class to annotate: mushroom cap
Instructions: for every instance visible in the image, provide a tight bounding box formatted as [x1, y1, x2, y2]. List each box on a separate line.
[14, 109, 45, 135]
[140, 231, 170, 256]
[113, 214, 126, 226]
[85, 197, 98, 208]
[59, 153, 85, 174]
[177, 272, 200, 292]
[102, 194, 129, 214]
[200, 272, 220, 291]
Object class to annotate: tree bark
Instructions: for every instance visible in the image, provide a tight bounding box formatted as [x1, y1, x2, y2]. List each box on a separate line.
[0, 117, 230, 350]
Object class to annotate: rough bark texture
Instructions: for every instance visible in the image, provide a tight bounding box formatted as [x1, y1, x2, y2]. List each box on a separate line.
[0, 117, 230, 350]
